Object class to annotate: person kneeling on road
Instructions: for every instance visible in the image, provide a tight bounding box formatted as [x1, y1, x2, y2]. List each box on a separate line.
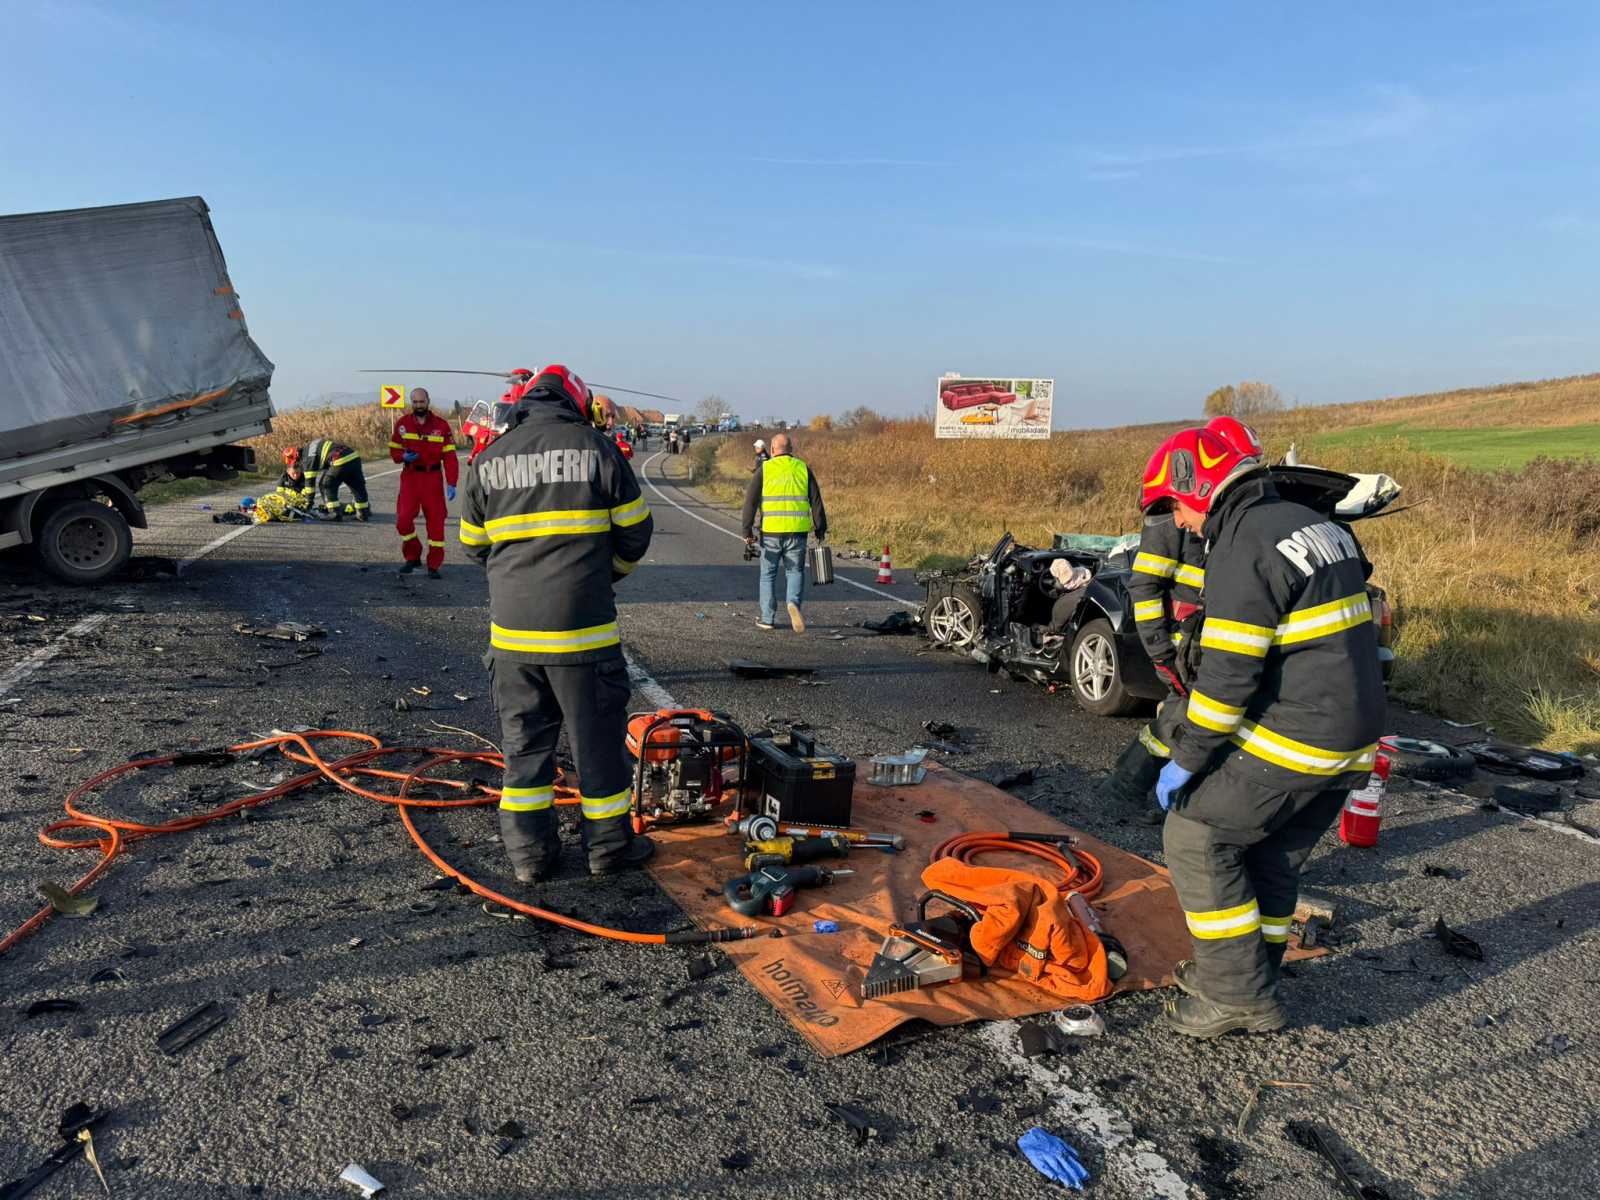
[741, 432, 827, 633]
[1141, 424, 1384, 1038]
[458, 363, 655, 880]
[299, 436, 372, 521]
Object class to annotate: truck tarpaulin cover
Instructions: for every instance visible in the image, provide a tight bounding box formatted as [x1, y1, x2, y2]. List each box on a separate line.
[0, 196, 274, 461]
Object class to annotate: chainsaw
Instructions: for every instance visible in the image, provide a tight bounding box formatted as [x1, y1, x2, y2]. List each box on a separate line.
[625, 709, 746, 833]
[862, 891, 987, 1001]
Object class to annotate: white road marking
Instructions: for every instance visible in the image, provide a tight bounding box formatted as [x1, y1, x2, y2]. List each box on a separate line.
[174, 464, 405, 573]
[639, 450, 913, 608]
[623, 648, 679, 709]
[976, 1020, 1191, 1199]
[0, 612, 113, 695]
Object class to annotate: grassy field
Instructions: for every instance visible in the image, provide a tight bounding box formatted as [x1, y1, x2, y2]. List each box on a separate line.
[711, 375, 1600, 751]
[1308, 421, 1600, 469]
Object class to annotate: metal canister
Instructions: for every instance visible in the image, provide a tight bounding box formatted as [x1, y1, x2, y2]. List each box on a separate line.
[809, 543, 835, 585]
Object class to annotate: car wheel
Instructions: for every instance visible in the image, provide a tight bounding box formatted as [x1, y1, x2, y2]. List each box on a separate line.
[1069, 618, 1140, 716]
[34, 499, 133, 585]
[925, 584, 982, 649]
[1383, 736, 1475, 782]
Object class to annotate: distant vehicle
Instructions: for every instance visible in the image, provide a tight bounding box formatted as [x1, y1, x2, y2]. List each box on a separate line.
[920, 466, 1400, 716]
[0, 197, 273, 583]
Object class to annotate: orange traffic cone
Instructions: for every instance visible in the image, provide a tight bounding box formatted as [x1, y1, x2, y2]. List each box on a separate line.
[877, 545, 894, 584]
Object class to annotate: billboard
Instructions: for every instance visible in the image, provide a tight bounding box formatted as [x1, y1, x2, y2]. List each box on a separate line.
[934, 375, 1053, 439]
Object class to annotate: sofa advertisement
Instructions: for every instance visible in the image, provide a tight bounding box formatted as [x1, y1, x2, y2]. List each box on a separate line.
[934, 375, 1054, 439]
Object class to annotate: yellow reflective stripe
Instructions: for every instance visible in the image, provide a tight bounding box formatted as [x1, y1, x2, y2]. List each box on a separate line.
[424, 435, 446, 443]
[1133, 599, 1165, 622]
[1186, 689, 1245, 734]
[400, 532, 420, 542]
[490, 621, 621, 654]
[353, 501, 370, 509]
[1185, 899, 1261, 940]
[1274, 592, 1372, 646]
[459, 520, 489, 546]
[500, 785, 555, 812]
[1229, 720, 1377, 777]
[388, 440, 404, 449]
[1138, 725, 1170, 758]
[1174, 563, 1205, 589]
[1199, 616, 1273, 658]
[484, 508, 611, 541]
[442, 444, 457, 452]
[1132, 552, 1177, 579]
[610, 496, 650, 527]
[427, 539, 445, 548]
[612, 555, 637, 575]
[400, 432, 422, 440]
[1259, 914, 1293, 944]
[580, 788, 632, 820]
[331, 452, 359, 466]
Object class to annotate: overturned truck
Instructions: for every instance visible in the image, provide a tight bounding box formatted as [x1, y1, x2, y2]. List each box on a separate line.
[0, 197, 274, 582]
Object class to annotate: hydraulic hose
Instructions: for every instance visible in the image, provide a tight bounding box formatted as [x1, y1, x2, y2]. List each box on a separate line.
[929, 830, 1104, 898]
[1, 730, 766, 959]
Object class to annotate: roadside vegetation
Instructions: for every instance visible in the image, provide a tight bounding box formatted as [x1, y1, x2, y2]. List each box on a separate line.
[710, 373, 1600, 751]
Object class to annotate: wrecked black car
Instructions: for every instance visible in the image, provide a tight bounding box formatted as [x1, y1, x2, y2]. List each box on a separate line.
[919, 466, 1400, 716]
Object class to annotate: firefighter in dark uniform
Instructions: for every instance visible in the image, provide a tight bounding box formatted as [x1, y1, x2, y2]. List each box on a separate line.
[1142, 425, 1385, 1037]
[300, 436, 371, 520]
[1100, 416, 1263, 808]
[458, 364, 655, 880]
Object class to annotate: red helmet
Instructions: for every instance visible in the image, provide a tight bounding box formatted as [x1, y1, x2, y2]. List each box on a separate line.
[530, 363, 590, 417]
[282, 446, 300, 466]
[1140, 427, 1261, 514]
[1204, 415, 1264, 457]
[509, 367, 535, 380]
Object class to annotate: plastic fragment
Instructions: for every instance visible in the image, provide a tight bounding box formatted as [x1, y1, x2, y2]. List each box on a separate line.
[339, 1162, 385, 1197]
[813, 920, 839, 934]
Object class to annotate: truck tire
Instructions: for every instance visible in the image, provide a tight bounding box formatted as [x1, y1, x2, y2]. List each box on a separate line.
[925, 584, 982, 649]
[35, 499, 133, 585]
[1070, 618, 1141, 717]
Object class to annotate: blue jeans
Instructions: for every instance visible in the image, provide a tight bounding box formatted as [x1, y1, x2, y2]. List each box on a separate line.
[759, 533, 807, 623]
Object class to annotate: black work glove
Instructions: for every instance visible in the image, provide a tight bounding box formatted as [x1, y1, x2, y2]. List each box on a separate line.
[1153, 657, 1186, 697]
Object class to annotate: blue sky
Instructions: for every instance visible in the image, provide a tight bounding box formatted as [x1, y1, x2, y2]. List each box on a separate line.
[4, 1, 1597, 425]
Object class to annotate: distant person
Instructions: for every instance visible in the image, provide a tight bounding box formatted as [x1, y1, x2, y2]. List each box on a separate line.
[741, 432, 827, 632]
[752, 438, 769, 472]
[668, 429, 680, 455]
[389, 386, 460, 578]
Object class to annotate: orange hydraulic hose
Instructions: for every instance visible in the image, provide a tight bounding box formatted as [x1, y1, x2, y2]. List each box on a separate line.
[929, 830, 1104, 898]
[1, 730, 766, 958]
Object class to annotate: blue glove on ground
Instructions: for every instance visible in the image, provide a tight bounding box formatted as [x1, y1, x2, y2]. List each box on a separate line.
[1018, 1127, 1089, 1190]
[446, 484, 456, 501]
[402, 450, 419, 463]
[1156, 761, 1195, 811]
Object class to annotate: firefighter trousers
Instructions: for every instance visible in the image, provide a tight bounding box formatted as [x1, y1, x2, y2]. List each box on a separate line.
[319, 460, 370, 517]
[1162, 770, 1346, 1007]
[488, 654, 637, 873]
[397, 466, 447, 569]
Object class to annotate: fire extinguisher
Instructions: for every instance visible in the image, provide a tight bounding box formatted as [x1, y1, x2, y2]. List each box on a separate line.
[1339, 737, 1395, 848]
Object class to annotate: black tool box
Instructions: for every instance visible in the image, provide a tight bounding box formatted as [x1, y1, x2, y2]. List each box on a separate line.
[744, 726, 855, 829]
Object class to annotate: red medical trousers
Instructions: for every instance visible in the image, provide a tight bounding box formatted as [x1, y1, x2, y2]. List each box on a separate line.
[397, 465, 447, 569]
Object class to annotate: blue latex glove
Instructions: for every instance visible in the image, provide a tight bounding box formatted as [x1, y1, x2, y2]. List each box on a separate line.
[1156, 761, 1195, 811]
[401, 450, 419, 463]
[445, 484, 456, 501]
[1018, 1128, 1089, 1190]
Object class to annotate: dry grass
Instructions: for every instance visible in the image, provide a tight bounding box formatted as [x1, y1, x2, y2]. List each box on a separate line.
[1271, 372, 1600, 434]
[247, 405, 399, 465]
[714, 420, 1600, 752]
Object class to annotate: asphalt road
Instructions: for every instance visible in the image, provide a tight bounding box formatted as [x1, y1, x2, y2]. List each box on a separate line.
[1, 446, 1596, 1200]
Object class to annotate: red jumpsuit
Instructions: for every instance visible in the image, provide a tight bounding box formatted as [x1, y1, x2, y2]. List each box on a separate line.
[389, 411, 460, 570]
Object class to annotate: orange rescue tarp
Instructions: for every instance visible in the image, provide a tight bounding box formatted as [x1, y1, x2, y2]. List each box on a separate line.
[644, 763, 1190, 1056]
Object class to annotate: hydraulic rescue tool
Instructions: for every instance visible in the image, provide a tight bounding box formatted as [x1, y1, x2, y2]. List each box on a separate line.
[1066, 891, 1128, 981]
[724, 865, 854, 917]
[626, 709, 746, 833]
[862, 891, 986, 1000]
[743, 834, 850, 870]
[734, 813, 905, 850]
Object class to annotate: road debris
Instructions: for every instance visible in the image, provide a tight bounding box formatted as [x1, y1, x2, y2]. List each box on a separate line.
[24, 998, 81, 1018]
[727, 659, 815, 680]
[156, 1001, 228, 1055]
[719, 1149, 753, 1171]
[232, 621, 326, 641]
[1235, 1079, 1316, 1137]
[1286, 1121, 1388, 1200]
[825, 1102, 880, 1146]
[868, 748, 927, 786]
[1462, 741, 1584, 781]
[1433, 917, 1485, 962]
[861, 611, 918, 635]
[1, 1103, 108, 1200]
[1492, 782, 1565, 813]
[36, 882, 98, 918]
[1017, 1127, 1089, 1190]
[339, 1162, 386, 1197]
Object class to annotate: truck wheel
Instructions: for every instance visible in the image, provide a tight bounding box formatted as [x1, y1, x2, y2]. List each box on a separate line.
[925, 584, 982, 649]
[1070, 618, 1140, 716]
[35, 499, 133, 585]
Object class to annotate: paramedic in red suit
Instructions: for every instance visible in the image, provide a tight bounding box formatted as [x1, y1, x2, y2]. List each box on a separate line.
[389, 387, 460, 578]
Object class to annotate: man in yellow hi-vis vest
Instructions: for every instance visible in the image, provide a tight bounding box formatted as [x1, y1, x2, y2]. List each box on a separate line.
[741, 433, 827, 632]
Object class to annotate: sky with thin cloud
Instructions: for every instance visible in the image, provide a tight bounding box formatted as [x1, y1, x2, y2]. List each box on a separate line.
[3, 2, 1596, 425]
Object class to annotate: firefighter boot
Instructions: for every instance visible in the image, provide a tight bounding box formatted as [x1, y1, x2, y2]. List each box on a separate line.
[1099, 738, 1162, 807]
[500, 808, 563, 883]
[585, 815, 657, 877]
[1161, 992, 1288, 1039]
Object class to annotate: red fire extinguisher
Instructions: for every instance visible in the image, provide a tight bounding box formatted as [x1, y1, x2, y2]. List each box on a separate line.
[1340, 737, 1395, 847]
